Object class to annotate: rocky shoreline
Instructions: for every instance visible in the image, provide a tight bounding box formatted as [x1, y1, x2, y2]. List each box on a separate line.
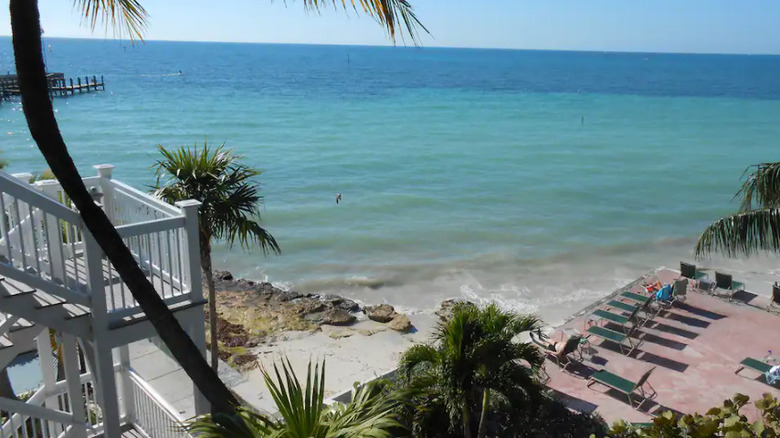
[207, 270, 414, 371]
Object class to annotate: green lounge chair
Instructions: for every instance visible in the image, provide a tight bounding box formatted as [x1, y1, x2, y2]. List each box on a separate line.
[650, 278, 688, 316]
[620, 290, 651, 304]
[591, 298, 649, 332]
[714, 271, 745, 300]
[606, 300, 637, 313]
[735, 357, 773, 382]
[681, 261, 708, 281]
[770, 284, 780, 313]
[530, 330, 583, 373]
[587, 366, 657, 410]
[586, 324, 641, 355]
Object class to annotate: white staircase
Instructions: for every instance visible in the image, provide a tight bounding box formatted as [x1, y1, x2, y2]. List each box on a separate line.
[0, 166, 205, 438]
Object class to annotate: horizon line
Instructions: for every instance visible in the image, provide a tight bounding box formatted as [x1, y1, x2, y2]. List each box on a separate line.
[2, 34, 779, 57]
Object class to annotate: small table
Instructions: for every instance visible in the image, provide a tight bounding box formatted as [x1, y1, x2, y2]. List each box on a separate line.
[699, 278, 716, 292]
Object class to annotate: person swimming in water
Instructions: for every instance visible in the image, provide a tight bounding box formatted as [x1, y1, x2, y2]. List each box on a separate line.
[336, 193, 342, 204]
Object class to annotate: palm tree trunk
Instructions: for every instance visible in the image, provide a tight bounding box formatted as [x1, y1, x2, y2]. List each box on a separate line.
[199, 231, 219, 372]
[9, 0, 237, 415]
[462, 403, 473, 438]
[0, 368, 18, 401]
[476, 389, 490, 438]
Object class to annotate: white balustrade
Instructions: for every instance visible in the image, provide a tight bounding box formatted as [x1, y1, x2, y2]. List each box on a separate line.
[128, 369, 192, 438]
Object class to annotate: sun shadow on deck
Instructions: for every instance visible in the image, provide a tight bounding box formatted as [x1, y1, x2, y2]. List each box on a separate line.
[643, 320, 700, 339]
[547, 388, 600, 415]
[673, 303, 727, 320]
[664, 312, 712, 328]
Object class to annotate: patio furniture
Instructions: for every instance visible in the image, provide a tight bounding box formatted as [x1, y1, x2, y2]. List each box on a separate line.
[620, 290, 652, 304]
[530, 330, 583, 373]
[650, 278, 688, 316]
[680, 261, 708, 284]
[713, 271, 745, 300]
[586, 324, 641, 355]
[587, 366, 657, 410]
[735, 357, 778, 384]
[769, 284, 780, 313]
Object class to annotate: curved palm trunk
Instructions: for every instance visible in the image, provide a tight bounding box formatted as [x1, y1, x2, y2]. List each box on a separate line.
[0, 368, 18, 401]
[476, 388, 490, 438]
[9, 0, 237, 414]
[199, 231, 219, 371]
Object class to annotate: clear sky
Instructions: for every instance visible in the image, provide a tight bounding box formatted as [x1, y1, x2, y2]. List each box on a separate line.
[1, 0, 779, 54]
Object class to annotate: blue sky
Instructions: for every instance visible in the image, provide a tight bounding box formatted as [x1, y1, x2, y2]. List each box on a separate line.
[1, 0, 779, 54]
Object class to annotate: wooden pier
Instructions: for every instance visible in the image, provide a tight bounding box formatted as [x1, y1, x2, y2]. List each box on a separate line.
[0, 72, 105, 100]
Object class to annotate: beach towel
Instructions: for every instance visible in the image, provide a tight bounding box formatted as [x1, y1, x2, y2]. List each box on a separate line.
[656, 284, 673, 301]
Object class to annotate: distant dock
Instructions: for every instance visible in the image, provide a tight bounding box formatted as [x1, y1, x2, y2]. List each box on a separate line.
[0, 72, 105, 100]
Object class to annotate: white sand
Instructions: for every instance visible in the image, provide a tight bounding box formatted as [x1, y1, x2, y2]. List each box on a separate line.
[227, 315, 437, 413]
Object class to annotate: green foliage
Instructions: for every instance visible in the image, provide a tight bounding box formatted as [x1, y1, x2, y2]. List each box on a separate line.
[602, 393, 780, 437]
[696, 161, 780, 257]
[397, 302, 546, 437]
[188, 358, 402, 438]
[153, 141, 280, 254]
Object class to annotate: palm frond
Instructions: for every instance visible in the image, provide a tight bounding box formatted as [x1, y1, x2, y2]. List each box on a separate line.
[399, 344, 439, 375]
[324, 382, 403, 438]
[736, 162, 780, 211]
[73, 0, 147, 41]
[695, 208, 780, 258]
[186, 408, 275, 437]
[261, 358, 327, 438]
[302, 0, 428, 44]
[152, 141, 281, 255]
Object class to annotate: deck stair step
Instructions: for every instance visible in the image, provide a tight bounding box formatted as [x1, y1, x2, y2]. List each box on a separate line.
[0, 276, 91, 337]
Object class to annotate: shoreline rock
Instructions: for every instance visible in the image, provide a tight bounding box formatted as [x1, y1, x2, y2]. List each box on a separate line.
[209, 270, 414, 370]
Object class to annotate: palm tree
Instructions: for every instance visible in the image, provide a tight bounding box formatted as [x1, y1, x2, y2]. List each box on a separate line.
[9, 0, 426, 416]
[154, 142, 281, 372]
[399, 303, 545, 438]
[696, 162, 780, 257]
[188, 358, 402, 437]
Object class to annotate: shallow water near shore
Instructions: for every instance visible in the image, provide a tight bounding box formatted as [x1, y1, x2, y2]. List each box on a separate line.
[2, 38, 779, 327]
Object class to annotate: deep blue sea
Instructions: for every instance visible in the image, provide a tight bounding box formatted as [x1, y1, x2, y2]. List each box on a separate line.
[2, 37, 779, 343]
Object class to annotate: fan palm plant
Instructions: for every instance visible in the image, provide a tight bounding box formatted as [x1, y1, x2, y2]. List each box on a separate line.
[188, 358, 402, 437]
[9, 0, 427, 417]
[154, 142, 281, 371]
[696, 162, 780, 257]
[399, 303, 545, 438]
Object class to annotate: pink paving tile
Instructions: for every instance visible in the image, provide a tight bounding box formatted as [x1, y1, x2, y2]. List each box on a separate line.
[542, 268, 780, 424]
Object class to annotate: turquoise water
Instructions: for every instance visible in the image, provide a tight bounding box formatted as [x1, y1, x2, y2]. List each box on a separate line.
[1, 38, 779, 324]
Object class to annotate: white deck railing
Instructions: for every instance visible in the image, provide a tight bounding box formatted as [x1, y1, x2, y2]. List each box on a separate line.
[128, 369, 192, 438]
[0, 165, 203, 323]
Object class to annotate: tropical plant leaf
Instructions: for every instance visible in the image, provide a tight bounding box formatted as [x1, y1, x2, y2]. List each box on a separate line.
[72, 0, 148, 41]
[695, 208, 780, 258]
[736, 162, 780, 211]
[302, 0, 428, 43]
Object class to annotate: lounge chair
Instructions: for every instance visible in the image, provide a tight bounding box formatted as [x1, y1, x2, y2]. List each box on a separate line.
[530, 330, 583, 373]
[769, 284, 780, 313]
[680, 261, 708, 282]
[587, 366, 657, 409]
[586, 324, 641, 355]
[620, 290, 652, 304]
[650, 278, 688, 316]
[735, 357, 777, 384]
[713, 271, 745, 300]
[590, 300, 645, 332]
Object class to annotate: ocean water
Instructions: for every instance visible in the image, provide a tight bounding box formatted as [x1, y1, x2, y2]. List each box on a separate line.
[2, 37, 780, 328]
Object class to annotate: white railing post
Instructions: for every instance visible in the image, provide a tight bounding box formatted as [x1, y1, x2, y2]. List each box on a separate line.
[83, 229, 122, 437]
[174, 199, 209, 414]
[93, 164, 114, 219]
[118, 344, 136, 423]
[36, 331, 59, 434]
[61, 334, 88, 438]
[174, 200, 203, 301]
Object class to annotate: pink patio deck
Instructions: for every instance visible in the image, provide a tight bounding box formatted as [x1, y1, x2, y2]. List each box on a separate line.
[543, 267, 780, 424]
